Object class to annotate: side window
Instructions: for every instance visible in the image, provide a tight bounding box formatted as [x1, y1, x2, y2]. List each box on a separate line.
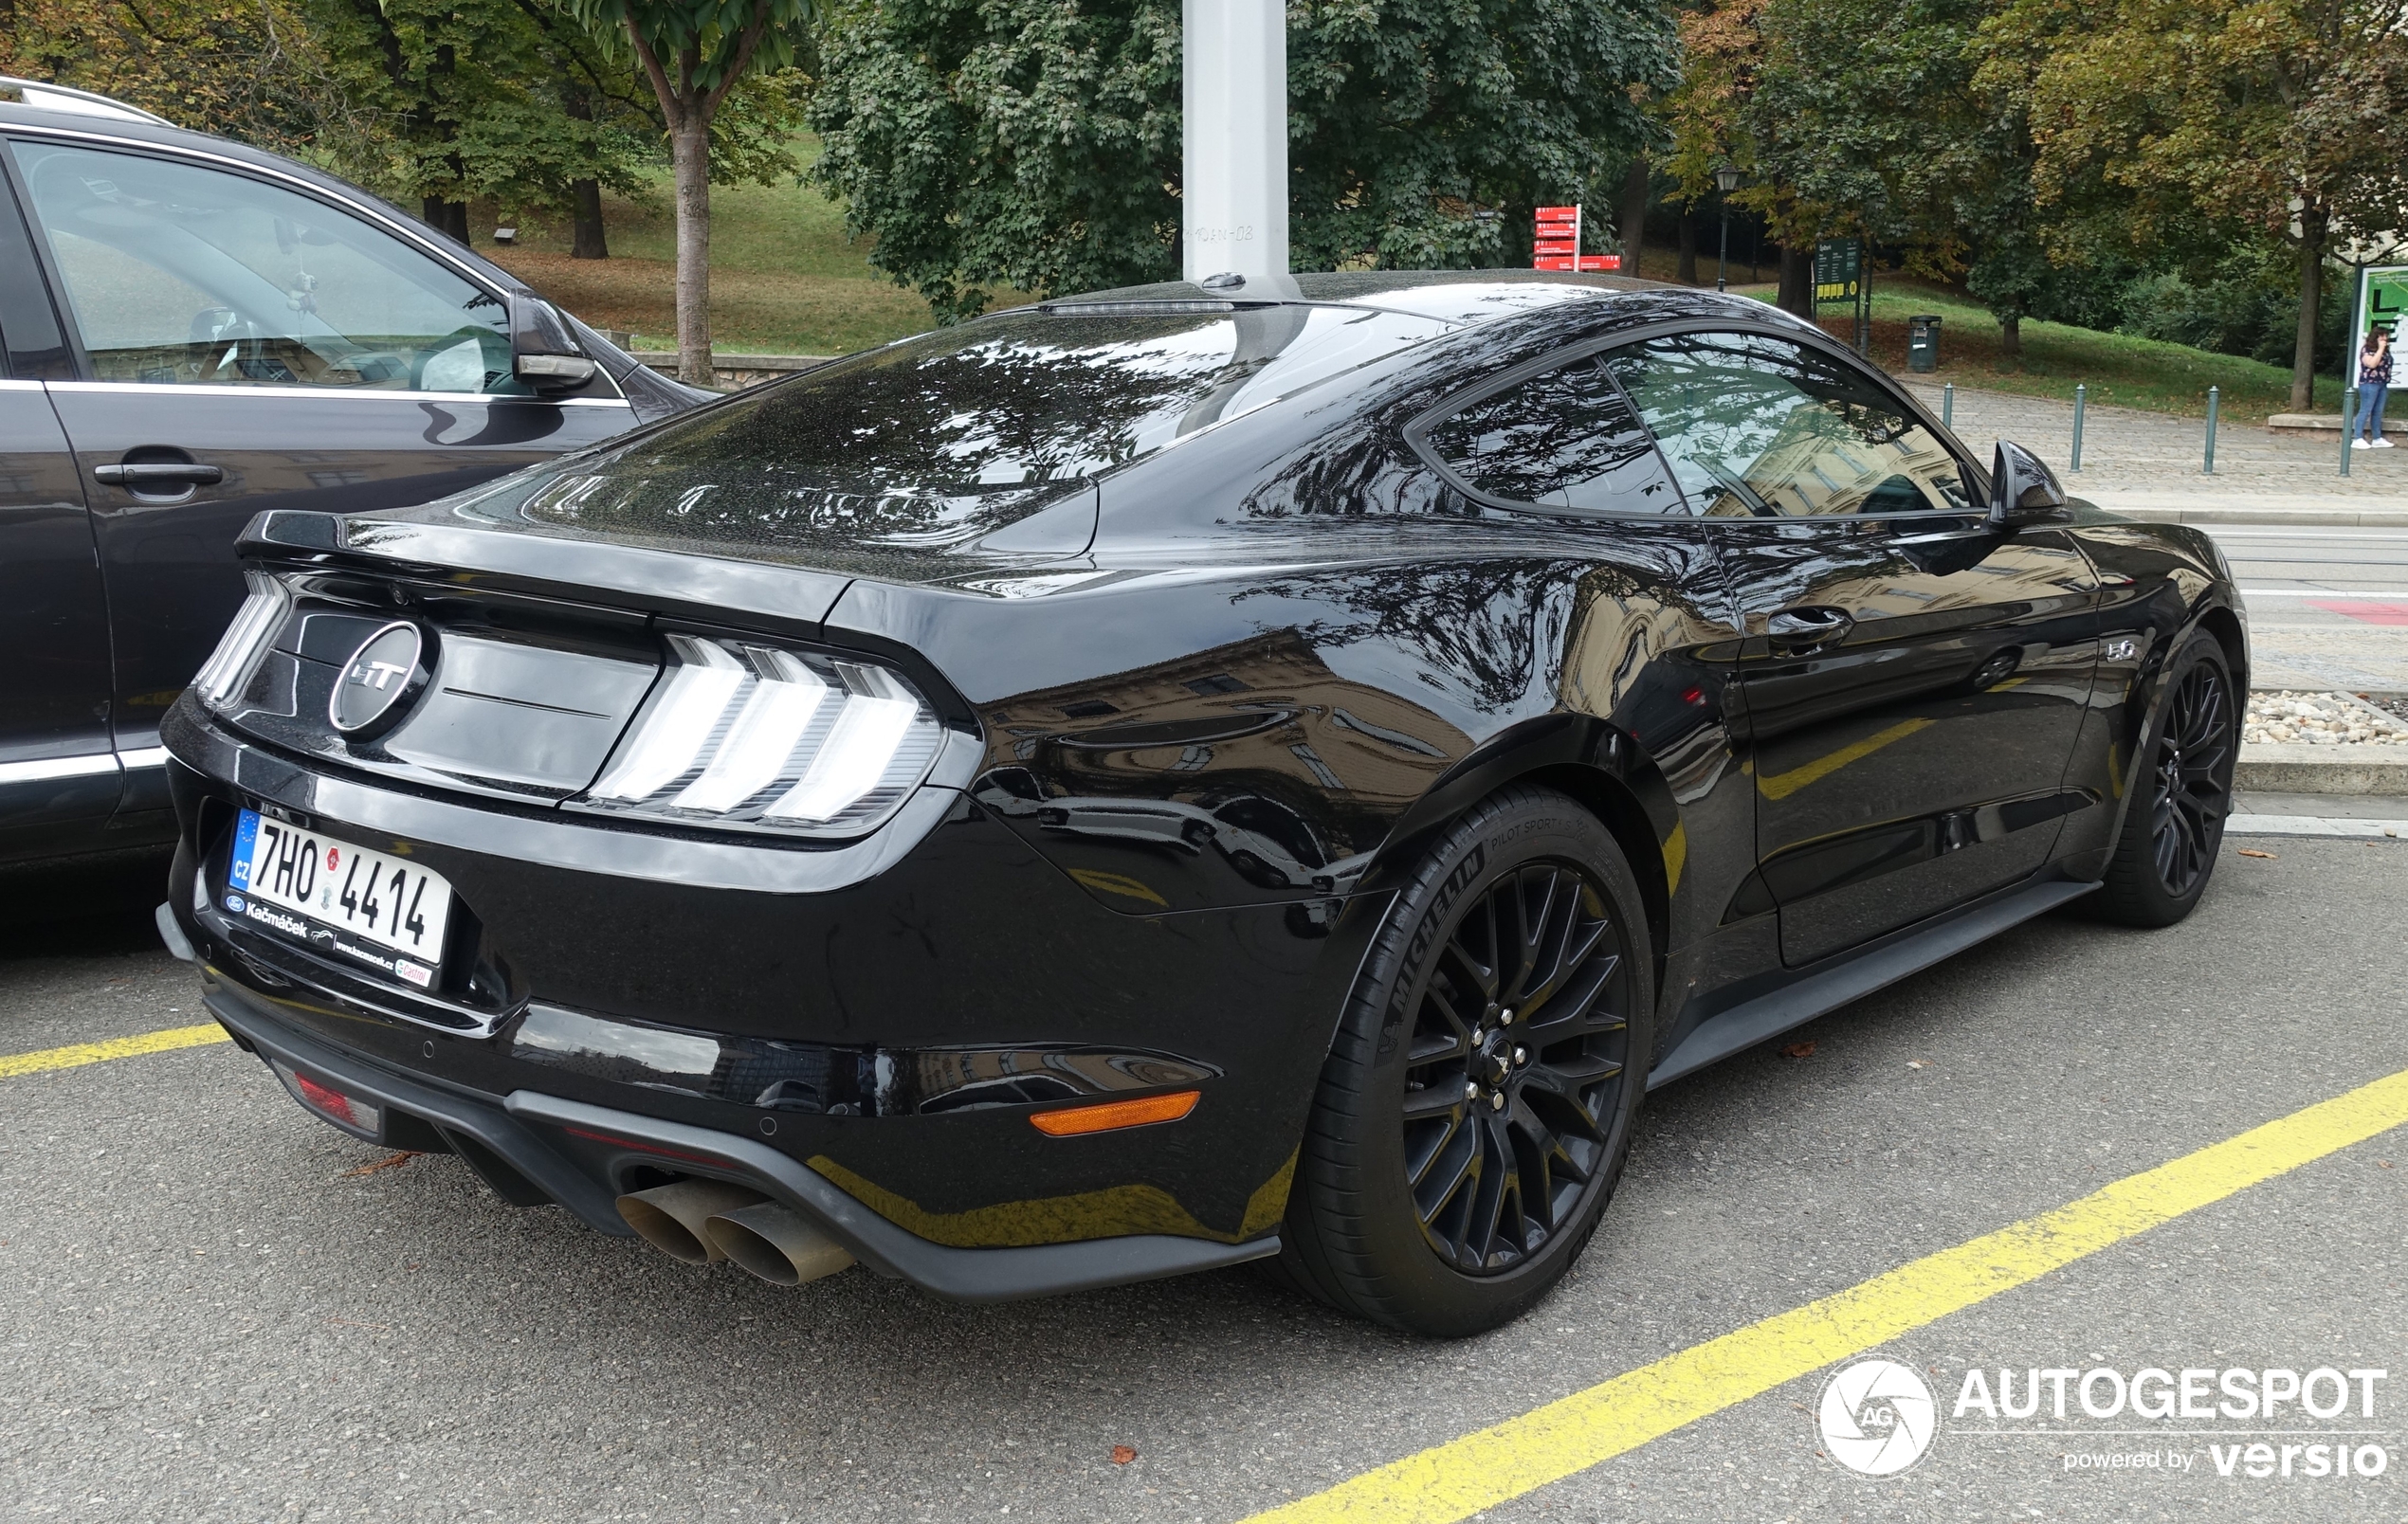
[1605, 331, 1973, 517]
[1420, 353, 1689, 516]
[9, 140, 525, 395]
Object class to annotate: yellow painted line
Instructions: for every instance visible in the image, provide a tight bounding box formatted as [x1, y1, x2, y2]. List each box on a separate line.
[1246, 1064, 2408, 1524]
[1755, 717, 1933, 801]
[0, 1022, 231, 1080]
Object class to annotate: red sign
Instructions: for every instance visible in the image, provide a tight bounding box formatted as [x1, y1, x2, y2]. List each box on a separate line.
[1531, 205, 1616, 273]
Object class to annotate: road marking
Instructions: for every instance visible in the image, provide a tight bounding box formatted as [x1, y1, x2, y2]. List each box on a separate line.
[0, 1022, 231, 1080]
[2239, 588, 2408, 596]
[1244, 1064, 2408, 1524]
[2229, 814, 2407, 837]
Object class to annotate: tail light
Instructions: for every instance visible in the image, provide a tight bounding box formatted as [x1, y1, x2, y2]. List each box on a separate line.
[192, 572, 292, 711]
[575, 633, 944, 838]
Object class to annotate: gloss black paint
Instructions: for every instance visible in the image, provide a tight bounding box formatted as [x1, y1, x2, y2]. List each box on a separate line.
[159, 273, 2246, 1300]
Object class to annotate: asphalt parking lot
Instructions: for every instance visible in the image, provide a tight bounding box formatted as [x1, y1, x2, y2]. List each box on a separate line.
[4, 835, 2403, 1524]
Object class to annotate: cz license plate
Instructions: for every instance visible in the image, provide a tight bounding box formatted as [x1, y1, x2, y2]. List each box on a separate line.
[226, 809, 453, 988]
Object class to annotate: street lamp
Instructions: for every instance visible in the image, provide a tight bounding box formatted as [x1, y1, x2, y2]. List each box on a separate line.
[1714, 164, 1742, 292]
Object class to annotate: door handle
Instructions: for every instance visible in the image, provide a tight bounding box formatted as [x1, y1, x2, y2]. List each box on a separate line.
[94, 463, 225, 487]
[1765, 607, 1854, 647]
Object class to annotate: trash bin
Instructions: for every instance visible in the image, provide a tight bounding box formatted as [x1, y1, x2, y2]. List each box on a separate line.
[1906, 314, 1942, 372]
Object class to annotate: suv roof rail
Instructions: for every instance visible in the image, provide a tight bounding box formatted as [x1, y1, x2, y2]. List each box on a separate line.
[0, 75, 173, 128]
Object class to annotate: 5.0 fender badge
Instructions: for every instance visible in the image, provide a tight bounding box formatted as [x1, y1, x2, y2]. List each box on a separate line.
[330, 621, 431, 738]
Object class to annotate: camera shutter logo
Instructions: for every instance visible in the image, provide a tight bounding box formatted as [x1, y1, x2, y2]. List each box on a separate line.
[1818, 1359, 1939, 1475]
[330, 622, 429, 738]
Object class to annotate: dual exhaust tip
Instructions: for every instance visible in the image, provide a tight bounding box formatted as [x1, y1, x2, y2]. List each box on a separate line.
[614, 1180, 855, 1287]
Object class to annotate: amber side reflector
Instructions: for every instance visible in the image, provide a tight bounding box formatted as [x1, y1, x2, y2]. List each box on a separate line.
[1030, 1090, 1200, 1137]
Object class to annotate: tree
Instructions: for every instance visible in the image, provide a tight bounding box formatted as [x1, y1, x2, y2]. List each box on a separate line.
[1985, 0, 2408, 407]
[565, 0, 816, 383]
[809, 0, 1678, 322]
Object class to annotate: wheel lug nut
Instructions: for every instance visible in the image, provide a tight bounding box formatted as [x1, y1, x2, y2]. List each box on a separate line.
[1514, 1046, 1528, 1066]
[1488, 1091, 1506, 1111]
[1464, 1081, 1481, 1101]
[1500, 1008, 1515, 1025]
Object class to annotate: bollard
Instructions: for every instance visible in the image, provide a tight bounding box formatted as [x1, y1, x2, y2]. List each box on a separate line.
[2071, 384, 2086, 472]
[1943, 382, 1954, 429]
[2342, 389, 2357, 477]
[2203, 386, 2218, 475]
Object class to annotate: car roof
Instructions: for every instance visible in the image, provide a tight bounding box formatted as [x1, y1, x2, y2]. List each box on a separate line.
[1052, 268, 1677, 328]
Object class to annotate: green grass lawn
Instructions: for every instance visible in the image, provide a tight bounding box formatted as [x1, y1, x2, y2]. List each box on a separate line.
[476, 139, 940, 355]
[473, 164, 2314, 421]
[1722, 279, 2308, 425]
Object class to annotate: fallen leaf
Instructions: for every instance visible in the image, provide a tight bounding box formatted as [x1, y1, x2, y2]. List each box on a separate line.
[2381, 1161, 2396, 1170]
[1780, 1042, 1817, 1059]
[2236, 848, 2275, 859]
[1111, 1445, 1138, 1465]
[337, 1151, 420, 1179]
[1906, 1061, 1925, 1070]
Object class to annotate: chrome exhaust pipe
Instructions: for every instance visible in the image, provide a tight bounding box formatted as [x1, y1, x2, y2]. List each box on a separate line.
[615, 1180, 768, 1264]
[704, 1200, 856, 1286]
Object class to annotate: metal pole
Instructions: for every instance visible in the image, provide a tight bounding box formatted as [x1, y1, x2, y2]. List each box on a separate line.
[1717, 202, 1729, 292]
[2342, 388, 2357, 476]
[2071, 383, 2086, 472]
[1855, 239, 1871, 356]
[2203, 387, 2218, 474]
[1942, 382, 1954, 429]
[1181, 0, 1287, 284]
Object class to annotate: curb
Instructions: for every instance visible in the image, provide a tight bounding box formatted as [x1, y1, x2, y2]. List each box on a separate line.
[2096, 505, 2408, 528]
[2235, 742, 2408, 794]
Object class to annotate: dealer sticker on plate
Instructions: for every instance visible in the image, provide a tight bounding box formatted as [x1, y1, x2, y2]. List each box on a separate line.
[226, 809, 451, 989]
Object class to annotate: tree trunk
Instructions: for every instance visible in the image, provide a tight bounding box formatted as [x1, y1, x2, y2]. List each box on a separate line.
[1619, 155, 1649, 277]
[2291, 220, 2325, 412]
[1677, 210, 1698, 284]
[572, 179, 609, 260]
[2000, 315, 2021, 363]
[1778, 244, 1813, 318]
[670, 116, 713, 387]
[422, 198, 469, 244]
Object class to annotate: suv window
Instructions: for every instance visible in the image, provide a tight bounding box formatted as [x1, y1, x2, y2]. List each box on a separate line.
[1604, 331, 1973, 517]
[1419, 352, 1688, 515]
[10, 140, 525, 394]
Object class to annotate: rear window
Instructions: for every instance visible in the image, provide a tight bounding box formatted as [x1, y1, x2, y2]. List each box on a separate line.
[432, 304, 1449, 565]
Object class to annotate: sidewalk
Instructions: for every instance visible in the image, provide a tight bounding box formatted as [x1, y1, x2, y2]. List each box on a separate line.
[1904, 381, 2408, 523]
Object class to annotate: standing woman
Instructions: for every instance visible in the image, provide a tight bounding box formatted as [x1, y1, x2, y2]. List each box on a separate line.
[2356, 324, 2394, 449]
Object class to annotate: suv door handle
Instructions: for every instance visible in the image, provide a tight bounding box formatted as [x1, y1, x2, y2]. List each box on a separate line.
[1765, 607, 1855, 647]
[94, 463, 225, 486]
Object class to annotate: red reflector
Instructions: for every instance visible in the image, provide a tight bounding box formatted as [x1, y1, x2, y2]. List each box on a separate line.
[294, 1072, 357, 1126]
[1030, 1090, 1200, 1136]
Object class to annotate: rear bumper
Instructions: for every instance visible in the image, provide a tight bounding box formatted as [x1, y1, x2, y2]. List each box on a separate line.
[204, 980, 1279, 1301]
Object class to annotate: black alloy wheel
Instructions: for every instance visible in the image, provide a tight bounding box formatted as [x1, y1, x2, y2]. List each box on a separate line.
[1400, 862, 1633, 1276]
[2092, 630, 2237, 927]
[1275, 786, 1654, 1336]
[2146, 658, 2232, 898]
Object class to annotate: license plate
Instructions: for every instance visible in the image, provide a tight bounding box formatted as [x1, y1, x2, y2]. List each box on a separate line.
[226, 809, 452, 988]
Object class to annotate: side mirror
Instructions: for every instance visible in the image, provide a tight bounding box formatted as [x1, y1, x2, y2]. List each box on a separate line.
[1989, 440, 2068, 525]
[509, 292, 597, 390]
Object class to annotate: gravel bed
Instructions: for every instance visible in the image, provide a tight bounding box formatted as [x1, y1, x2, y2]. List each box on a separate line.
[2244, 689, 2408, 746]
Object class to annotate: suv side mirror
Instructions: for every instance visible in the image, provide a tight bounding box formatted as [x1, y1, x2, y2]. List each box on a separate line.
[509, 292, 597, 390]
[1989, 440, 2068, 525]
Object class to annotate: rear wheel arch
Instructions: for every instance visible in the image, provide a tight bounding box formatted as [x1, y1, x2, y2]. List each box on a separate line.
[1357, 718, 1679, 991]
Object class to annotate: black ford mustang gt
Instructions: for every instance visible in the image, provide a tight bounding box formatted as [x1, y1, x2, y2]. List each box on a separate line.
[157, 271, 2245, 1336]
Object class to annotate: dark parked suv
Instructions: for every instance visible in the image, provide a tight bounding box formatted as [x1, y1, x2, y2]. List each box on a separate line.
[0, 79, 703, 867]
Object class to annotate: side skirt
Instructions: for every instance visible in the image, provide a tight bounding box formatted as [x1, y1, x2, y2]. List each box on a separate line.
[1647, 874, 2100, 1088]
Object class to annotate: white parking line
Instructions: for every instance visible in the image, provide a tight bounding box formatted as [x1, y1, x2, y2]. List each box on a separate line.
[2228, 814, 2408, 837]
